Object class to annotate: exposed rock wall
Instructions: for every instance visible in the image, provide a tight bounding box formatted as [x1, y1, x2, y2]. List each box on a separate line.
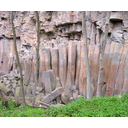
[0, 11, 128, 102]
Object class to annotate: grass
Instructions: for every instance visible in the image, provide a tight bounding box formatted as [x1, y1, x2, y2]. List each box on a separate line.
[0, 93, 128, 117]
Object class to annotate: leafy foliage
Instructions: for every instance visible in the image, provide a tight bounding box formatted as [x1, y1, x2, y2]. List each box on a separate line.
[0, 94, 128, 117]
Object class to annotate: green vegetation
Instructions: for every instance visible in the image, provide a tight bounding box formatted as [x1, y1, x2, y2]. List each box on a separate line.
[0, 93, 128, 117]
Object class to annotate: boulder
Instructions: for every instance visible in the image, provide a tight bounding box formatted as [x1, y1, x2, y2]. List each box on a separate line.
[42, 87, 62, 104]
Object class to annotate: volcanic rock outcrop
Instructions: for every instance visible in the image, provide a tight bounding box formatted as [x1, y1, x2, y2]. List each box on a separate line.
[0, 11, 128, 105]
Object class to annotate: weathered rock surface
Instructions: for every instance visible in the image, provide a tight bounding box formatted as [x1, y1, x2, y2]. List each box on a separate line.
[0, 11, 128, 105]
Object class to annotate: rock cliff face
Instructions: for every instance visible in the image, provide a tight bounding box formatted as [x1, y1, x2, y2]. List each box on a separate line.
[0, 11, 128, 103]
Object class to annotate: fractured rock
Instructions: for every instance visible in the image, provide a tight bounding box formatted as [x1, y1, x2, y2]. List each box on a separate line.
[42, 87, 62, 104]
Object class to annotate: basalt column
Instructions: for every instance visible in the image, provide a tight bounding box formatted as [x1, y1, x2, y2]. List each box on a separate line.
[65, 41, 76, 96]
[58, 43, 67, 88]
[39, 50, 46, 87]
[50, 48, 59, 78]
[78, 41, 86, 98]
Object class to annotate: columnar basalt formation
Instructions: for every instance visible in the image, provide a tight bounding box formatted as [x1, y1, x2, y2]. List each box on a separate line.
[0, 11, 128, 105]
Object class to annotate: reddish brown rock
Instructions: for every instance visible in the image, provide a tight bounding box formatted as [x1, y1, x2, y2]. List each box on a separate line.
[114, 42, 128, 95]
[0, 11, 128, 99]
[88, 44, 96, 98]
[79, 41, 86, 98]
[107, 43, 123, 96]
[91, 45, 99, 97]
[44, 47, 51, 71]
[122, 47, 128, 94]
[104, 42, 115, 83]
[50, 48, 59, 78]
[58, 43, 67, 88]
[75, 41, 81, 90]
[39, 50, 46, 87]
[103, 43, 111, 82]
[65, 41, 76, 95]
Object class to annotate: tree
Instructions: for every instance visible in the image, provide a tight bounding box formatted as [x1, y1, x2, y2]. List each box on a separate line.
[11, 11, 26, 106]
[33, 11, 40, 106]
[82, 11, 91, 99]
[96, 11, 111, 97]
